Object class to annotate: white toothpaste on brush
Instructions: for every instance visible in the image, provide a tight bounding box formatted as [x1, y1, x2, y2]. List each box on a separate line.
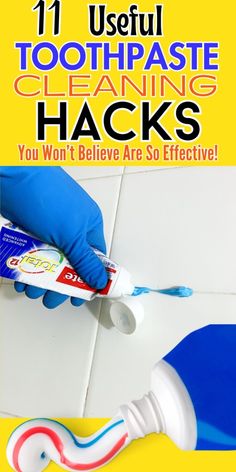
[0, 216, 135, 300]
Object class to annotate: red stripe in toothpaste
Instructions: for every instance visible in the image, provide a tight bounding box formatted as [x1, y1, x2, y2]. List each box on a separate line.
[13, 426, 128, 472]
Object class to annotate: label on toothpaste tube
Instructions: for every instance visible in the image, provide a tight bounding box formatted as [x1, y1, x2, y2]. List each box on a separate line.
[0, 219, 119, 300]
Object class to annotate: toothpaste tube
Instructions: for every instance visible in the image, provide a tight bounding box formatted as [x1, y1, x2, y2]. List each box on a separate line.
[0, 216, 135, 301]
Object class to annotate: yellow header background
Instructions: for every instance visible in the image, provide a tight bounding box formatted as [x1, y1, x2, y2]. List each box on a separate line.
[1, 419, 236, 471]
[0, 0, 235, 165]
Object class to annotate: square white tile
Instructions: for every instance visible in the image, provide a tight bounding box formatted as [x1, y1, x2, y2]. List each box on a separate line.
[110, 167, 236, 293]
[0, 285, 101, 417]
[85, 167, 236, 416]
[0, 176, 122, 416]
[85, 293, 236, 417]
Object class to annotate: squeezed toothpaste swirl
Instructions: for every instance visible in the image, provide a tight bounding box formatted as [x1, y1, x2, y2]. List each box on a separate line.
[7, 418, 129, 472]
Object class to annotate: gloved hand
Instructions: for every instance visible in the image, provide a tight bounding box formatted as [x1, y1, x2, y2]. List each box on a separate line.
[0, 166, 108, 309]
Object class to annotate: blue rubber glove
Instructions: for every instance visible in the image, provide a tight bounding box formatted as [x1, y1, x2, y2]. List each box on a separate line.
[0, 167, 108, 309]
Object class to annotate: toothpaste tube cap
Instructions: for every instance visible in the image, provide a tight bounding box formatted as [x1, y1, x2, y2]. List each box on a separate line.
[110, 297, 144, 335]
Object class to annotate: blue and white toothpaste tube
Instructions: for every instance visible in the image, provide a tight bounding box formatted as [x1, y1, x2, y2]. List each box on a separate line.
[0, 216, 134, 301]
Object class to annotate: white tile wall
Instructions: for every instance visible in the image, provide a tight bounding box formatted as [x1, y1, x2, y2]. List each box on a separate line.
[63, 166, 124, 180]
[0, 284, 101, 417]
[85, 293, 236, 416]
[85, 167, 236, 415]
[111, 167, 236, 293]
[1, 167, 236, 418]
